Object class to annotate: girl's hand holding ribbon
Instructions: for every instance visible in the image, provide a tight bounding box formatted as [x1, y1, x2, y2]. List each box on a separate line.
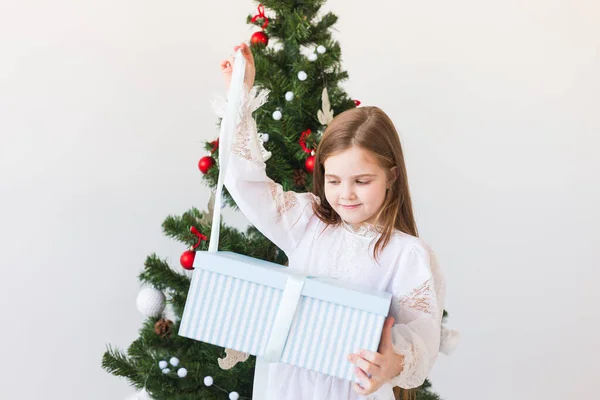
[220, 42, 256, 91]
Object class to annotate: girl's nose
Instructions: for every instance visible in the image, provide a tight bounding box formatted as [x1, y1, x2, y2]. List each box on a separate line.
[341, 184, 356, 200]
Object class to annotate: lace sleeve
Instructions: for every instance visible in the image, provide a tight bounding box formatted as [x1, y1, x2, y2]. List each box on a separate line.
[216, 85, 319, 256]
[388, 242, 446, 389]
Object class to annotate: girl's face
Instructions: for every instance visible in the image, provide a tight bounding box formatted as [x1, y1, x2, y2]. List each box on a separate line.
[323, 146, 397, 228]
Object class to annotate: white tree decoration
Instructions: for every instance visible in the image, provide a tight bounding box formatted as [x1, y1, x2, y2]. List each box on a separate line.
[317, 87, 334, 125]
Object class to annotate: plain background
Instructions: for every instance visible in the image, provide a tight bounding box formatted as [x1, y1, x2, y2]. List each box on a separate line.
[1, 0, 598, 399]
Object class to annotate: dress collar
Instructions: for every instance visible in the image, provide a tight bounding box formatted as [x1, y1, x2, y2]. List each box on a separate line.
[340, 219, 384, 239]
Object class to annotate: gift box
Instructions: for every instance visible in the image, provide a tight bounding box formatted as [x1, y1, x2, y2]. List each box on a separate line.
[179, 251, 392, 382]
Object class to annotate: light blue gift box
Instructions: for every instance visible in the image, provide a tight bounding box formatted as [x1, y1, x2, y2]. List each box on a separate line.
[179, 251, 392, 382]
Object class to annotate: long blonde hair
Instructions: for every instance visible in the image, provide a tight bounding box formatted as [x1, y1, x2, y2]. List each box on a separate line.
[311, 105, 419, 400]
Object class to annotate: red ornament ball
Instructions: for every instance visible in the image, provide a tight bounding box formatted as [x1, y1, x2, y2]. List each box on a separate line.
[198, 156, 215, 174]
[210, 138, 219, 154]
[354, 100, 361, 107]
[305, 155, 315, 174]
[251, 31, 269, 47]
[180, 250, 195, 270]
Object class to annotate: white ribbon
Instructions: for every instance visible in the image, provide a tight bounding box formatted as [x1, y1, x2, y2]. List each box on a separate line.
[263, 273, 307, 362]
[208, 49, 247, 253]
[205, 49, 272, 398]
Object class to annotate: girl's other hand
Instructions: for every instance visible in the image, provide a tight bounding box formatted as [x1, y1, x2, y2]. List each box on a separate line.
[348, 317, 404, 395]
[220, 42, 255, 91]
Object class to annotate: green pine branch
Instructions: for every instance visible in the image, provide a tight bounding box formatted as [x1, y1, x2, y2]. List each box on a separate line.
[138, 254, 190, 294]
[102, 345, 139, 380]
[416, 379, 442, 400]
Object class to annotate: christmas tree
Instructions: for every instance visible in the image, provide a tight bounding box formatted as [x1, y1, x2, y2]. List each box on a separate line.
[102, 2, 451, 399]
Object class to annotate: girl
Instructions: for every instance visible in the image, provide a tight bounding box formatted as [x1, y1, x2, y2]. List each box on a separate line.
[217, 42, 445, 400]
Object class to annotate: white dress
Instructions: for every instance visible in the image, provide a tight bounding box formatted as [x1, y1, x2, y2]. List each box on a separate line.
[215, 85, 446, 400]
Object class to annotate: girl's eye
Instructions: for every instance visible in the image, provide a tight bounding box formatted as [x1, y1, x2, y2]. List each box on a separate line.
[327, 180, 370, 185]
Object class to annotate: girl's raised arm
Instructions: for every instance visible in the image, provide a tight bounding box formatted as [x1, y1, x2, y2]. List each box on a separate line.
[216, 84, 319, 256]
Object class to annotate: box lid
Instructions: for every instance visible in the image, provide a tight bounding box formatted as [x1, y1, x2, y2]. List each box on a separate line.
[194, 251, 391, 316]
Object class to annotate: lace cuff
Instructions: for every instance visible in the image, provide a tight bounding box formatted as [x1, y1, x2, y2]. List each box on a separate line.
[388, 324, 427, 389]
[210, 85, 272, 164]
[210, 84, 269, 117]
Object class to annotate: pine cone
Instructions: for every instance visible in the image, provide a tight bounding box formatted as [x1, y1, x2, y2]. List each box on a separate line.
[293, 169, 307, 187]
[154, 318, 174, 339]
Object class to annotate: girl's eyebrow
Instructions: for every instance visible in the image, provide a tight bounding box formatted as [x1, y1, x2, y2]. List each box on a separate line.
[324, 174, 377, 179]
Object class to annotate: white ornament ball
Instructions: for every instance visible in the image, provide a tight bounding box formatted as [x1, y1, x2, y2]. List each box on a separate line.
[297, 71, 308, 81]
[285, 91, 295, 101]
[158, 360, 168, 369]
[204, 376, 214, 386]
[229, 392, 240, 400]
[170, 357, 179, 367]
[162, 368, 171, 374]
[177, 367, 188, 378]
[308, 53, 318, 62]
[272, 110, 282, 120]
[317, 45, 327, 54]
[136, 287, 165, 318]
[260, 133, 269, 143]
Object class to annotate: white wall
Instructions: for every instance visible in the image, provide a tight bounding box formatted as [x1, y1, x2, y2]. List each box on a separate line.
[1, 0, 598, 399]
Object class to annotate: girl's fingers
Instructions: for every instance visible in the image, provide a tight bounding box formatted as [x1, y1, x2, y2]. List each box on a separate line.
[357, 350, 383, 367]
[225, 42, 253, 73]
[353, 368, 371, 394]
[354, 357, 380, 376]
[352, 382, 368, 396]
[232, 43, 253, 62]
[221, 56, 235, 68]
